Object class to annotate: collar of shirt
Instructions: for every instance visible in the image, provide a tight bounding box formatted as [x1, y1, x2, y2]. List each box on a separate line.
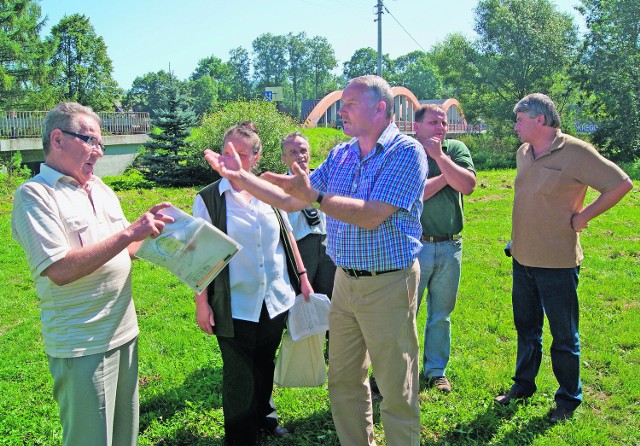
[523, 129, 567, 160]
[39, 163, 96, 191]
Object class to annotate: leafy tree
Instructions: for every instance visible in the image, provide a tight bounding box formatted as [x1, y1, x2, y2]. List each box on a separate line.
[285, 32, 311, 117]
[187, 74, 218, 119]
[227, 46, 252, 100]
[123, 70, 177, 117]
[190, 55, 233, 101]
[576, 0, 640, 161]
[392, 50, 442, 100]
[308, 36, 338, 99]
[135, 83, 200, 187]
[48, 14, 121, 111]
[0, 0, 54, 109]
[192, 100, 297, 177]
[432, 0, 579, 134]
[343, 48, 394, 82]
[252, 33, 288, 88]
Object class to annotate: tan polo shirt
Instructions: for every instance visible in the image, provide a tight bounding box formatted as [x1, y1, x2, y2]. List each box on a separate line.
[511, 131, 628, 268]
[11, 164, 138, 358]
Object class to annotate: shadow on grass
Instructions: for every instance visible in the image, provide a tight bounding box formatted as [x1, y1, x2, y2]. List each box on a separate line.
[139, 365, 223, 432]
[139, 365, 338, 445]
[422, 400, 553, 445]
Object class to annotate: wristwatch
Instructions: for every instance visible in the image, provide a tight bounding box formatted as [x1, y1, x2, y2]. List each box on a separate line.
[311, 190, 324, 209]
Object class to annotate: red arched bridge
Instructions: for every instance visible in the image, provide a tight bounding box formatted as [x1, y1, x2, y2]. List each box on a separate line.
[302, 87, 483, 134]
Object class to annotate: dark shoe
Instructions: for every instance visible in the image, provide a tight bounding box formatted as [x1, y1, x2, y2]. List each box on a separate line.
[370, 376, 380, 395]
[427, 376, 452, 393]
[268, 425, 290, 438]
[549, 405, 574, 424]
[494, 386, 533, 405]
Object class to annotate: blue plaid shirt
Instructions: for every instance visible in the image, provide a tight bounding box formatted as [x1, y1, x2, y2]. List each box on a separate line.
[310, 122, 428, 271]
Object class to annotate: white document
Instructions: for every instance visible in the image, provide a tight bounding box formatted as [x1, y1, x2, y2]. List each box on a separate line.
[136, 205, 242, 294]
[287, 293, 331, 341]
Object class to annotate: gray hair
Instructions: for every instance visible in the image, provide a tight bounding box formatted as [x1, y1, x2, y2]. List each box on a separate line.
[280, 131, 308, 154]
[347, 75, 394, 119]
[513, 93, 561, 128]
[42, 102, 100, 155]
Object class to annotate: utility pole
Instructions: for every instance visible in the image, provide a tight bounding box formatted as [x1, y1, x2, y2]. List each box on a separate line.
[376, 0, 383, 76]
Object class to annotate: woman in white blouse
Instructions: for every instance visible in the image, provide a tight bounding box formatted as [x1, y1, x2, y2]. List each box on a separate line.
[193, 121, 313, 445]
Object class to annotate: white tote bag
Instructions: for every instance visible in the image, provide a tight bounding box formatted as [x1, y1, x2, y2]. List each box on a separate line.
[274, 330, 327, 388]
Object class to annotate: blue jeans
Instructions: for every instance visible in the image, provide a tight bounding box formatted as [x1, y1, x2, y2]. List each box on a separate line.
[511, 258, 582, 410]
[417, 239, 462, 378]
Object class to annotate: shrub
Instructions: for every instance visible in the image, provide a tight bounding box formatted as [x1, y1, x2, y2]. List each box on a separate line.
[103, 168, 155, 191]
[457, 133, 519, 170]
[0, 152, 32, 196]
[191, 100, 297, 178]
[301, 127, 351, 169]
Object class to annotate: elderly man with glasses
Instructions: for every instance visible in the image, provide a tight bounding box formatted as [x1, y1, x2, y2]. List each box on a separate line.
[11, 102, 173, 446]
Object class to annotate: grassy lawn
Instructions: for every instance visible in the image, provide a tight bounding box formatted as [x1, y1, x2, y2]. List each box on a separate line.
[0, 169, 638, 445]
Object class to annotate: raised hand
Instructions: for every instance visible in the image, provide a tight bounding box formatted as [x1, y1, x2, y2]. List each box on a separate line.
[423, 136, 444, 159]
[204, 140, 243, 180]
[262, 161, 313, 201]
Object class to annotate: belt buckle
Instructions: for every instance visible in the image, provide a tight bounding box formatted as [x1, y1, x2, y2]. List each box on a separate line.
[344, 267, 358, 278]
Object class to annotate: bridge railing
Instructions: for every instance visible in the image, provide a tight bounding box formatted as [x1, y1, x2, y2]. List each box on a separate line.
[1, 111, 151, 139]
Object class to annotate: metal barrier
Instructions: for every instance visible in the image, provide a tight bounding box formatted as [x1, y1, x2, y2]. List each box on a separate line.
[1, 111, 151, 139]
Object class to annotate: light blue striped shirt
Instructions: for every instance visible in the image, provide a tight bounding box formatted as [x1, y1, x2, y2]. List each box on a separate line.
[310, 122, 428, 271]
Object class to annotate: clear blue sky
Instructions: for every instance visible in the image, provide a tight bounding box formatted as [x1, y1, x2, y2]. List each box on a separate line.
[38, 0, 584, 91]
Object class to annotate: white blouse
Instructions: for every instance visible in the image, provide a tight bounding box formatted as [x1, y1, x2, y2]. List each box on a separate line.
[193, 178, 295, 322]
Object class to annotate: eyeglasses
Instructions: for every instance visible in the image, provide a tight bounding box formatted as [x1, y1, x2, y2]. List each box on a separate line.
[60, 129, 106, 153]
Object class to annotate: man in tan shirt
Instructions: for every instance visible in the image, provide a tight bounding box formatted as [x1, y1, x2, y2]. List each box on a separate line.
[494, 93, 632, 424]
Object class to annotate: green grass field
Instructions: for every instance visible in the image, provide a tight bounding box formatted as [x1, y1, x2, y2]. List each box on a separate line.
[1, 170, 638, 445]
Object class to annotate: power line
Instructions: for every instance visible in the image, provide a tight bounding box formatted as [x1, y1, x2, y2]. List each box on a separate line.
[383, 3, 429, 54]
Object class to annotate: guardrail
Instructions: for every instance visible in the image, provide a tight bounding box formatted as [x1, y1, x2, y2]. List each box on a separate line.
[1, 111, 151, 139]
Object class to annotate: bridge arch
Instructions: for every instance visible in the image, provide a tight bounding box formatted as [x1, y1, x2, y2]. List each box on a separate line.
[302, 87, 467, 134]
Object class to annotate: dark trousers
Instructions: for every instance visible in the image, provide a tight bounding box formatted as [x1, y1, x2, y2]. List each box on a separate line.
[512, 258, 582, 410]
[297, 233, 336, 298]
[217, 303, 287, 445]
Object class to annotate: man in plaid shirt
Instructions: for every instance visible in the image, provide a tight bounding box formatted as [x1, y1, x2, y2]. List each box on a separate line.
[205, 75, 428, 446]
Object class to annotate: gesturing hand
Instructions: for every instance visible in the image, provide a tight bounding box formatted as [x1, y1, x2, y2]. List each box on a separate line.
[129, 202, 174, 241]
[262, 161, 314, 202]
[204, 141, 243, 180]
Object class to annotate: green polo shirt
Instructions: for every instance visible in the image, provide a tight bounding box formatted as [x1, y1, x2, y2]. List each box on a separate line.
[420, 139, 475, 237]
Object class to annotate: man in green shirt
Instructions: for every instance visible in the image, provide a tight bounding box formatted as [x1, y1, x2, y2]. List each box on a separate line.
[414, 104, 476, 392]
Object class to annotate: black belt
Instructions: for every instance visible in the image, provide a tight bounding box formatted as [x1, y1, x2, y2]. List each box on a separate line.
[421, 234, 461, 243]
[341, 267, 400, 278]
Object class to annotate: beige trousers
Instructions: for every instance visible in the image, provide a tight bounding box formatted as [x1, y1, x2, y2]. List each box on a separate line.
[328, 262, 421, 446]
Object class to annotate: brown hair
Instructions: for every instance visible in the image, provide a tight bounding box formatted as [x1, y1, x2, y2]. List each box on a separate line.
[223, 120, 262, 154]
[414, 104, 445, 123]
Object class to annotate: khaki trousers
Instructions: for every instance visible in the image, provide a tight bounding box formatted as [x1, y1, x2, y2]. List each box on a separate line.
[48, 337, 139, 446]
[328, 262, 420, 446]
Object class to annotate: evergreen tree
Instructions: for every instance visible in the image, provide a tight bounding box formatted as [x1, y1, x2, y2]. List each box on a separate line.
[0, 0, 54, 109]
[135, 82, 203, 187]
[48, 14, 121, 111]
[144, 83, 195, 155]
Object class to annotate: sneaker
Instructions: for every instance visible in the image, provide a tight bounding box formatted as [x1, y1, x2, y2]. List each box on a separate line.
[427, 376, 452, 393]
[549, 405, 574, 424]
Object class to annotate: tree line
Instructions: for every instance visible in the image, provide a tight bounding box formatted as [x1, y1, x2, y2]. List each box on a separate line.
[1, 0, 638, 161]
